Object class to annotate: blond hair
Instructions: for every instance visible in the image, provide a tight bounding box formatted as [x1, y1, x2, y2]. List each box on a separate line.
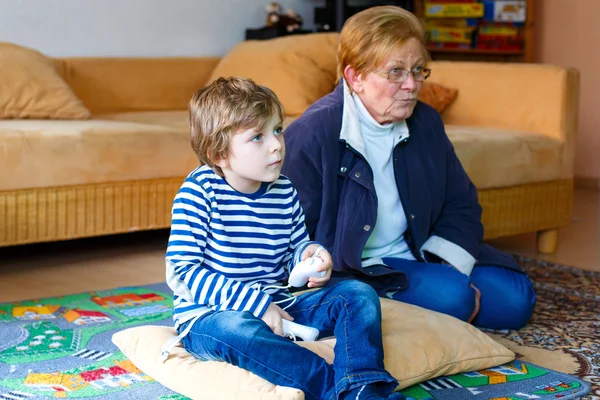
[189, 77, 285, 175]
[337, 6, 428, 82]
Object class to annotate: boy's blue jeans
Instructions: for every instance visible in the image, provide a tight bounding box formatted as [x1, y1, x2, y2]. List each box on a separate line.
[179, 280, 398, 400]
[383, 258, 536, 330]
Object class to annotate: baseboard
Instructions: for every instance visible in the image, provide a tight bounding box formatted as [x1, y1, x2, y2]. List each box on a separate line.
[574, 176, 600, 190]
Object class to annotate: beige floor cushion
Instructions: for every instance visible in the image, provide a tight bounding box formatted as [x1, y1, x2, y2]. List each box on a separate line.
[112, 298, 514, 400]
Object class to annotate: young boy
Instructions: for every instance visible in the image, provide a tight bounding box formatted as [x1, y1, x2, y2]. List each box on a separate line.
[162, 77, 405, 400]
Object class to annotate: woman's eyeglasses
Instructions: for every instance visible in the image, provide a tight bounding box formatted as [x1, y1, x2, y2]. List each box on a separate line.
[373, 66, 431, 82]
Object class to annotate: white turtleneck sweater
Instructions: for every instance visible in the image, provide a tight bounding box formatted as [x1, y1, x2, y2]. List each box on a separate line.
[353, 94, 416, 261]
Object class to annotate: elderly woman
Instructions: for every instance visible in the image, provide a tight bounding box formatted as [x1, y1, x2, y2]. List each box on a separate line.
[282, 6, 536, 329]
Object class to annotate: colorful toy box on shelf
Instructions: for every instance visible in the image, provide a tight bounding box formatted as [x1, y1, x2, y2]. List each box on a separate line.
[424, 0, 480, 50]
[476, 34, 524, 52]
[481, 0, 527, 23]
[476, 21, 524, 52]
[423, 0, 528, 54]
[425, 17, 477, 50]
[476, 1, 527, 52]
[425, 1, 484, 18]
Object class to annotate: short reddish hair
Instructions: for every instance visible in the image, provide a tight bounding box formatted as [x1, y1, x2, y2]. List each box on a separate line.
[337, 6, 428, 82]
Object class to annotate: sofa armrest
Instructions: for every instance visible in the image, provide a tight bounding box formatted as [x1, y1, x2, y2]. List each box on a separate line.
[428, 61, 580, 177]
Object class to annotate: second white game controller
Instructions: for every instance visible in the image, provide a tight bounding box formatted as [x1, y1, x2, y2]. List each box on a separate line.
[281, 319, 319, 341]
[288, 257, 327, 287]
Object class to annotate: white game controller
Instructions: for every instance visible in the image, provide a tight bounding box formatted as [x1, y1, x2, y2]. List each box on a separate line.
[281, 319, 319, 341]
[288, 257, 327, 287]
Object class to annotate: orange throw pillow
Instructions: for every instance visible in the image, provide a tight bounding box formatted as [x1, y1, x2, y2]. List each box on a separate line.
[0, 42, 91, 119]
[207, 33, 339, 117]
[418, 82, 458, 114]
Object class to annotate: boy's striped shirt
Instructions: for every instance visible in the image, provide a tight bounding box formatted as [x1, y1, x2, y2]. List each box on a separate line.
[166, 165, 311, 328]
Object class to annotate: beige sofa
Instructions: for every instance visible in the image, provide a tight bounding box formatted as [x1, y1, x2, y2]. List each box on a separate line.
[0, 36, 579, 253]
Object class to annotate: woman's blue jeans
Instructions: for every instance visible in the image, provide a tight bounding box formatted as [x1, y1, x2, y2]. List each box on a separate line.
[179, 280, 398, 400]
[383, 258, 536, 330]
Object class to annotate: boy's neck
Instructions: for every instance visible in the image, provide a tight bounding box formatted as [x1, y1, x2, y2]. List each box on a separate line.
[219, 170, 270, 197]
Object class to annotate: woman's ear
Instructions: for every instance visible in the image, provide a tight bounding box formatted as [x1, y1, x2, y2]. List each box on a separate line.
[343, 65, 364, 93]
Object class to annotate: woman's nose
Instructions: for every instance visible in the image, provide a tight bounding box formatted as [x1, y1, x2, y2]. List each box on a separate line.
[401, 73, 417, 91]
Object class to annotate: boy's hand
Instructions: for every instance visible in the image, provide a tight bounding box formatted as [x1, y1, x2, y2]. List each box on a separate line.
[301, 244, 333, 288]
[262, 303, 293, 336]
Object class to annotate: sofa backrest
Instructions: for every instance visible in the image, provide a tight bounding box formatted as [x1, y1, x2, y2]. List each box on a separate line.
[428, 61, 579, 144]
[52, 54, 578, 155]
[54, 57, 220, 113]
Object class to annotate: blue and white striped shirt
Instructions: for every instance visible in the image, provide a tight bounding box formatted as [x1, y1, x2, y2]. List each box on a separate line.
[165, 165, 313, 328]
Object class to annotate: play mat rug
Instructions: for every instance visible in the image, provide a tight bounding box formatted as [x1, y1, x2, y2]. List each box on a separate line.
[0, 280, 592, 399]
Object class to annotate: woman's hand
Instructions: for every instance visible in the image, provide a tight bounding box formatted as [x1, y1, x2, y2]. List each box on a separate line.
[261, 303, 293, 336]
[440, 259, 481, 324]
[301, 244, 333, 288]
[467, 283, 481, 324]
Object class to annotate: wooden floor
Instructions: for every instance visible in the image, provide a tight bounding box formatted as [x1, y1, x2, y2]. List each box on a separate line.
[0, 188, 598, 303]
[487, 187, 600, 271]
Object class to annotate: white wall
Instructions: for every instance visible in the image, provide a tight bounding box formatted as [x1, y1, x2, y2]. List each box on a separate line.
[0, 0, 322, 57]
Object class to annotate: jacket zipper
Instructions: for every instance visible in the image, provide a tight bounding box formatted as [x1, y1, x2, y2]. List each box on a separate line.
[339, 140, 377, 258]
[392, 139, 423, 262]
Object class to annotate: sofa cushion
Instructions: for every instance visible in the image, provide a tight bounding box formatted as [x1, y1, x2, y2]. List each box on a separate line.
[112, 298, 514, 400]
[207, 33, 339, 117]
[98, 110, 191, 130]
[0, 113, 565, 192]
[98, 111, 299, 131]
[0, 42, 91, 120]
[0, 114, 197, 191]
[448, 125, 565, 189]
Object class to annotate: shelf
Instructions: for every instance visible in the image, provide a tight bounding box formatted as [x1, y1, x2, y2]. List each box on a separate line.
[415, 0, 535, 62]
[426, 46, 525, 56]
